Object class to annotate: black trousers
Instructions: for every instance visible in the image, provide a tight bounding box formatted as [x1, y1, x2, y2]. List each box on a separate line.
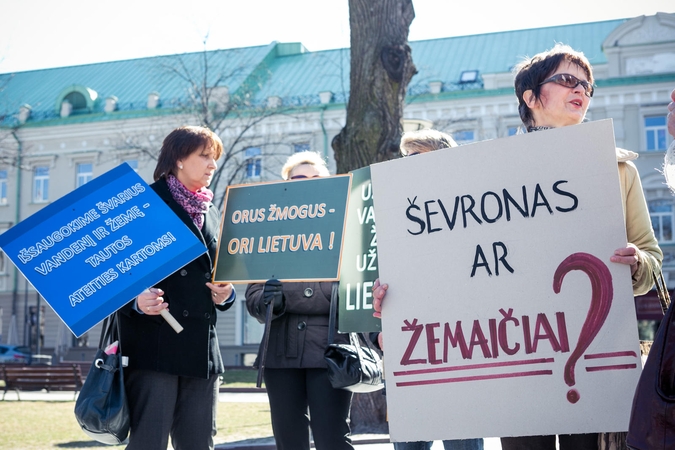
[500, 433, 598, 450]
[264, 367, 354, 450]
[124, 368, 219, 450]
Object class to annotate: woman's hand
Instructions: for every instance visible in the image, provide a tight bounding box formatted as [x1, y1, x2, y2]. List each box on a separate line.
[137, 288, 168, 315]
[372, 278, 388, 319]
[610, 244, 640, 275]
[207, 282, 233, 305]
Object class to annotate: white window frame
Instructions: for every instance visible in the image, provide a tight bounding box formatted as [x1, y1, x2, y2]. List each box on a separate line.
[76, 162, 93, 187]
[0, 170, 7, 205]
[293, 142, 310, 153]
[32, 166, 49, 203]
[644, 115, 668, 152]
[245, 147, 262, 179]
[453, 129, 475, 145]
[649, 198, 675, 244]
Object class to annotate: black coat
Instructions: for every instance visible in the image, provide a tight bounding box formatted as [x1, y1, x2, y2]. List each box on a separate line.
[119, 177, 233, 379]
[246, 281, 348, 369]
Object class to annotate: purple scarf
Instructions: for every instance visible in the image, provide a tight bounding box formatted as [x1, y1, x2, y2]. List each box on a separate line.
[166, 174, 213, 229]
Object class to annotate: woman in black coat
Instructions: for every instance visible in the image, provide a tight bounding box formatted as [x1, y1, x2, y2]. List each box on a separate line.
[119, 126, 235, 450]
[246, 151, 354, 450]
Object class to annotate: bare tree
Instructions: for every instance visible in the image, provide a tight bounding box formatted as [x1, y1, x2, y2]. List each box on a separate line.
[331, 0, 417, 174]
[333, 0, 417, 434]
[113, 45, 303, 208]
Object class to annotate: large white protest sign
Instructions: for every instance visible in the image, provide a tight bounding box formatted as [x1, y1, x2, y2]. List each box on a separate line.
[370, 120, 642, 441]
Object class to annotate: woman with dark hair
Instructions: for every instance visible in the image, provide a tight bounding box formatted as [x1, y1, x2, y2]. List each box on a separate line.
[119, 125, 236, 450]
[498, 43, 663, 450]
[373, 44, 662, 450]
[246, 151, 354, 450]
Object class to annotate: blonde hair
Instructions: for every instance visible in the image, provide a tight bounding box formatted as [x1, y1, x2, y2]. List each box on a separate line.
[400, 129, 457, 156]
[281, 151, 330, 180]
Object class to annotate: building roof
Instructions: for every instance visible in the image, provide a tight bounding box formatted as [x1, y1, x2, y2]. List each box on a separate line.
[0, 18, 643, 127]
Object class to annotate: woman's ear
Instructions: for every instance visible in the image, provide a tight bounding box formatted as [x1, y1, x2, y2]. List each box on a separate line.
[523, 89, 537, 109]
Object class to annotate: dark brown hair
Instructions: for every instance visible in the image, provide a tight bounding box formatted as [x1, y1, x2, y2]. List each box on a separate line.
[153, 126, 223, 181]
[514, 44, 594, 129]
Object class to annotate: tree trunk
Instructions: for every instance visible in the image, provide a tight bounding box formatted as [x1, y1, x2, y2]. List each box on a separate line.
[332, 0, 417, 174]
[350, 391, 389, 434]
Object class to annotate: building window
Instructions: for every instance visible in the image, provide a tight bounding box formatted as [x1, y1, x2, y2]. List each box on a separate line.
[33, 166, 49, 203]
[64, 91, 87, 111]
[454, 130, 475, 145]
[645, 116, 667, 151]
[123, 160, 138, 171]
[76, 163, 93, 187]
[293, 143, 310, 153]
[245, 147, 262, 178]
[650, 199, 674, 243]
[0, 170, 7, 205]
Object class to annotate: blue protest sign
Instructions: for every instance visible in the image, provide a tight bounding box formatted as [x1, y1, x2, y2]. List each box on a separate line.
[0, 163, 207, 337]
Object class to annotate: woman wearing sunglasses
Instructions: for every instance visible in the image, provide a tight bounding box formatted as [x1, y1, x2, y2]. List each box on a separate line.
[372, 44, 662, 450]
[497, 44, 663, 450]
[245, 151, 355, 450]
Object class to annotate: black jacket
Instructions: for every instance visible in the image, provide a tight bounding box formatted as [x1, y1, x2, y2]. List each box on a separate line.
[119, 177, 233, 379]
[246, 281, 348, 369]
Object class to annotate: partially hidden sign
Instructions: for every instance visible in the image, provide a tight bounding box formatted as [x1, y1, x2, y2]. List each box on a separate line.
[0, 164, 207, 337]
[370, 120, 642, 441]
[214, 175, 351, 283]
[338, 167, 381, 332]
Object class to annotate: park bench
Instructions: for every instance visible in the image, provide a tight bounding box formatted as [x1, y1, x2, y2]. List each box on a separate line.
[1, 363, 83, 400]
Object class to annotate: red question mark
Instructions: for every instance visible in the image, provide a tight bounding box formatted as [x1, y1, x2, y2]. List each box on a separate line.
[553, 252, 613, 404]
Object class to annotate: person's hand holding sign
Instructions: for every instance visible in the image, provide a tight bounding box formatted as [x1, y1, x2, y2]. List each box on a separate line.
[137, 288, 168, 315]
[372, 278, 388, 319]
[610, 243, 640, 275]
[372, 278, 388, 350]
[206, 282, 234, 305]
[136, 287, 184, 333]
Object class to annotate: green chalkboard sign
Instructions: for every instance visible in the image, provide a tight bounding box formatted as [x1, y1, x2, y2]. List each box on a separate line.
[213, 175, 351, 283]
[338, 167, 381, 333]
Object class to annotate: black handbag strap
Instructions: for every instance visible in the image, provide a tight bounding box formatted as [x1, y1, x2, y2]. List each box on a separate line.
[97, 312, 122, 354]
[255, 302, 274, 388]
[327, 282, 339, 345]
[653, 270, 671, 315]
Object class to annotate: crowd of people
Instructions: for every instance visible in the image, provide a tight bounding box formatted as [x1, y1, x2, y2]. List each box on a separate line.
[116, 43, 675, 450]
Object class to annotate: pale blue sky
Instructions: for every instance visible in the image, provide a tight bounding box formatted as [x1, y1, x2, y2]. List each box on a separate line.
[0, 0, 673, 73]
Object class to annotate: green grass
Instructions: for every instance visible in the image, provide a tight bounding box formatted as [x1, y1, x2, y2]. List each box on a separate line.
[0, 400, 273, 449]
[220, 368, 260, 387]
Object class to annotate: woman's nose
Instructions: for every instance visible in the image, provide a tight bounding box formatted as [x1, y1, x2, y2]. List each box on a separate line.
[572, 82, 585, 95]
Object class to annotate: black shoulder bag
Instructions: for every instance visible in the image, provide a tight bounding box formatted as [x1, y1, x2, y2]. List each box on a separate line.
[626, 271, 674, 449]
[74, 312, 130, 444]
[324, 282, 384, 393]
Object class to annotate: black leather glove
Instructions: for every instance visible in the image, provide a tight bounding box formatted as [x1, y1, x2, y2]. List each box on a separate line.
[263, 279, 284, 314]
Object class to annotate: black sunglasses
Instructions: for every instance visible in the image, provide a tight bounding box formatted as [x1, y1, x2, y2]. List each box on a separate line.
[539, 73, 594, 98]
[290, 175, 320, 180]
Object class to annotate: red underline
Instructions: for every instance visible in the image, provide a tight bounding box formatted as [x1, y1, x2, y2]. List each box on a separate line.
[393, 358, 554, 377]
[584, 351, 637, 360]
[585, 364, 637, 372]
[395, 370, 553, 387]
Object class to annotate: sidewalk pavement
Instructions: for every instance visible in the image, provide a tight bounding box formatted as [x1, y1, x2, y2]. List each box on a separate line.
[216, 391, 503, 450]
[1, 390, 501, 449]
[215, 436, 503, 450]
